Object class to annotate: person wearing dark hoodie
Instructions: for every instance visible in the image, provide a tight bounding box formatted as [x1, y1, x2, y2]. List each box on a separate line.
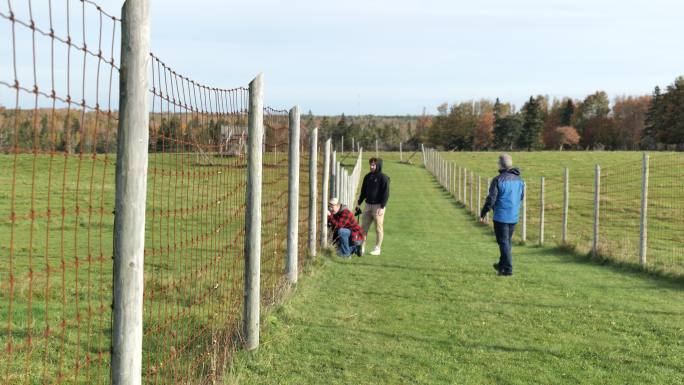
[356, 157, 390, 256]
[480, 153, 525, 276]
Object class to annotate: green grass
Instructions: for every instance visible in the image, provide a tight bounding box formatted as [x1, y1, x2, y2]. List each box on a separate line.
[227, 158, 684, 385]
[0, 152, 311, 384]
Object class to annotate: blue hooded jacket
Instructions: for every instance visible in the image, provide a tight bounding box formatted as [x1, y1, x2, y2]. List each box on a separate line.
[480, 168, 525, 224]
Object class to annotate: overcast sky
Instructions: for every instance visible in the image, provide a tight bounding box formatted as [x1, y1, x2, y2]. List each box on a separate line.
[2, 0, 683, 115]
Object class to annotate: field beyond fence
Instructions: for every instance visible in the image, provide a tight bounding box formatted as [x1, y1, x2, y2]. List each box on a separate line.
[424, 150, 684, 278]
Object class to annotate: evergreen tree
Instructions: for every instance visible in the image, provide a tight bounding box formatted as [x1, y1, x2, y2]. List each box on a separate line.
[518, 96, 544, 150]
[492, 98, 507, 149]
[561, 99, 574, 126]
[642, 86, 662, 148]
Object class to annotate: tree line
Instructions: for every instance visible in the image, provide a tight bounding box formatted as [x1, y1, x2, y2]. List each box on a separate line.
[421, 75, 684, 151]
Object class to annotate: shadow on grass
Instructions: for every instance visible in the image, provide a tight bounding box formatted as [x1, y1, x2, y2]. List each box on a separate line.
[291, 319, 568, 359]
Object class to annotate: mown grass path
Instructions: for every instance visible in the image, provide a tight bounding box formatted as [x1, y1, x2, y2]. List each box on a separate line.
[228, 160, 683, 385]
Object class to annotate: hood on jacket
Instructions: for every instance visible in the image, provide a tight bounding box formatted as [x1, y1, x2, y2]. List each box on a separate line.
[373, 158, 384, 174]
[499, 167, 521, 176]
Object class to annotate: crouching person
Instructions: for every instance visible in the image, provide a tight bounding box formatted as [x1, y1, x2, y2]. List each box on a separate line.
[327, 197, 365, 258]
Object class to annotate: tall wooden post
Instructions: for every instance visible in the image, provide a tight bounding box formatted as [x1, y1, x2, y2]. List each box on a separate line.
[243, 74, 264, 351]
[562, 168, 569, 244]
[320, 139, 331, 249]
[308, 128, 318, 257]
[593, 165, 601, 257]
[112, 1, 150, 383]
[639, 154, 649, 265]
[286, 106, 300, 283]
[540, 176, 545, 246]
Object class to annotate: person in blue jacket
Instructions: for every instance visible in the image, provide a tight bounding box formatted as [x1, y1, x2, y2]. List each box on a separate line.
[480, 154, 525, 276]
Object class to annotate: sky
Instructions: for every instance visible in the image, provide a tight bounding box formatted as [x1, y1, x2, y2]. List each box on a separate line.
[2, 0, 683, 115]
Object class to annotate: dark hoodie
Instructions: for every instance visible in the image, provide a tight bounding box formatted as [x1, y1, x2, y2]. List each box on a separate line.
[357, 158, 390, 208]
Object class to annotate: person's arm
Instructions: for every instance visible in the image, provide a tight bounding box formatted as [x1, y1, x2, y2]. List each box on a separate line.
[380, 175, 390, 209]
[328, 212, 341, 230]
[480, 176, 499, 218]
[357, 174, 368, 207]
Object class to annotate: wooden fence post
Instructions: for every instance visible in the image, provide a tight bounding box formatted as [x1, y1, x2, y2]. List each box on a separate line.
[320, 138, 331, 249]
[112, 0, 150, 382]
[562, 168, 569, 244]
[521, 182, 527, 242]
[593, 164, 601, 257]
[243, 73, 264, 351]
[639, 154, 649, 265]
[286, 106, 301, 283]
[308, 128, 318, 257]
[540, 176, 545, 246]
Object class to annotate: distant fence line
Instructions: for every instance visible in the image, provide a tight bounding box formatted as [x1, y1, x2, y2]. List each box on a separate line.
[422, 147, 684, 278]
[0, 0, 364, 384]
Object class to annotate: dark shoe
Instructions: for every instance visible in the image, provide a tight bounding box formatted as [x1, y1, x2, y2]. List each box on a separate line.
[355, 245, 363, 257]
[492, 263, 500, 272]
[498, 271, 513, 276]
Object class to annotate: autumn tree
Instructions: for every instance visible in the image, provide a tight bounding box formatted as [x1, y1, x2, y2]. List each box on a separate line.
[612, 95, 650, 150]
[553, 126, 580, 150]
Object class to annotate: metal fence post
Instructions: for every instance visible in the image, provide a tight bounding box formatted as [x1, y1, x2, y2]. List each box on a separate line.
[639, 153, 649, 265]
[562, 168, 569, 244]
[341, 135, 344, 154]
[321, 139, 331, 249]
[375, 139, 378, 158]
[400, 142, 403, 162]
[243, 73, 264, 351]
[112, 1, 150, 383]
[308, 128, 318, 257]
[593, 164, 601, 257]
[421, 144, 425, 166]
[540, 176, 545, 246]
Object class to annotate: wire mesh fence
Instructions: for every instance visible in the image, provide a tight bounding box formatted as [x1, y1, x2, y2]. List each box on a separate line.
[423, 148, 684, 278]
[1, 0, 120, 383]
[1, 1, 340, 383]
[143, 54, 250, 384]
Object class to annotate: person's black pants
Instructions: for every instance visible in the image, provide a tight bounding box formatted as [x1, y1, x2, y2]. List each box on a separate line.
[493, 221, 516, 274]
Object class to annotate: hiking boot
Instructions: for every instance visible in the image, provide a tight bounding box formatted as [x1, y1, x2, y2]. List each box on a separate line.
[369, 246, 381, 256]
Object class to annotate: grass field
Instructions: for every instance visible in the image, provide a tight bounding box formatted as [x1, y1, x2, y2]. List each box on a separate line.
[428, 151, 684, 278]
[227, 157, 684, 385]
[1, 150, 682, 383]
[0, 151, 313, 384]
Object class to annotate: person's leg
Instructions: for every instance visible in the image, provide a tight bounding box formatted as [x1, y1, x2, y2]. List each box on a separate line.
[493, 221, 508, 273]
[337, 228, 352, 256]
[374, 206, 384, 248]
[501, 223, 516, 274]
[360, 203, 375, 254]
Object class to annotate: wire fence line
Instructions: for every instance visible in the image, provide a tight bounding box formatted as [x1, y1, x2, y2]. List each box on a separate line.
[422, 147, 684, 278]
[0, 1, 357, 384]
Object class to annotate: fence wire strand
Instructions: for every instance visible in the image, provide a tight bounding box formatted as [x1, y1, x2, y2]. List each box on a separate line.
[1, 0, 119, 383]
[144, 54, 250, 384]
